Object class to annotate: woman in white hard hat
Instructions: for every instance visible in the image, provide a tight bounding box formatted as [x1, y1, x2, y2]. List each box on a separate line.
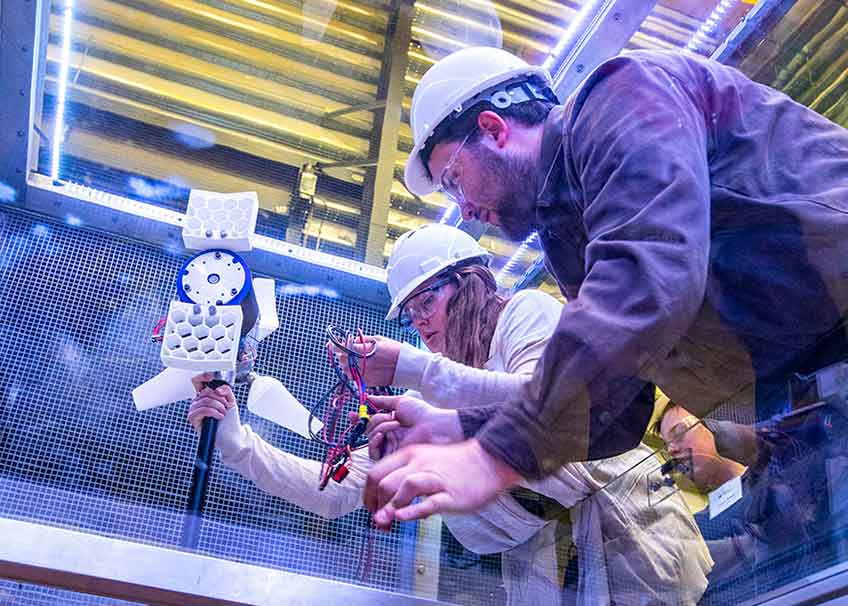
[188, 223, 711, 605]
[188, 223, 570, 605]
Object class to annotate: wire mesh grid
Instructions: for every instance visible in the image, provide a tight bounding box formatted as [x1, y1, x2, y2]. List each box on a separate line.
[0, 208, 418, 598]
[0, 579, 143, 606]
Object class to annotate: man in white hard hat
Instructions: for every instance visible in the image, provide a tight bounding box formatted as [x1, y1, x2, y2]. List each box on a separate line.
[363, 46, 848, 529]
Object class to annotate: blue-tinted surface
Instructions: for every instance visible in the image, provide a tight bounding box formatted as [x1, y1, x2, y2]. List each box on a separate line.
[0, 207, 413, 591]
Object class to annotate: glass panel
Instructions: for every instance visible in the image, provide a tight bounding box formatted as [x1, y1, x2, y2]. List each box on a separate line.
[0, 210, 421, 593]
[650, 391, 848, 604]
[733, 0, 848, 129]
[0, 579, 143, 606]
[12, 1, 848, 605]
[39, 0, 391, 261]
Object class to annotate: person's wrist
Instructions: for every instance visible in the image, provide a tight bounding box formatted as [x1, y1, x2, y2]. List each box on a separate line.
[393, 343, 429, 389]
[433, 409, 463, 444]
[469, 438, 521, 486]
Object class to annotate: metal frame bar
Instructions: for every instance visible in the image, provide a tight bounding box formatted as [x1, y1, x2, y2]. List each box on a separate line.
[712, 0, 797, 65]
[0, 518, 453, 606]
[323, 100, 388, 122]
[549, 0, 659, 102]
[739, 559, 848, 606]
[0, 0, 50, 202]
[357, 0, 413, 265]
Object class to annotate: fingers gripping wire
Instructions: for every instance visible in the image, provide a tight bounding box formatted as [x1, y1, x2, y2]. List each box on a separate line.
[310, 325, 390, 491]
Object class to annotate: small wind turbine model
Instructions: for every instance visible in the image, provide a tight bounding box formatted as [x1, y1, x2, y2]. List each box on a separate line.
[131, 189, 319, 548]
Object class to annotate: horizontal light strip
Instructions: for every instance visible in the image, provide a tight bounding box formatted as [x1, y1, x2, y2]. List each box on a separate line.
[30, 174, 387, 282]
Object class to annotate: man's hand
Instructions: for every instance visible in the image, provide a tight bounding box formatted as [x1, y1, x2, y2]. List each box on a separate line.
[365, 394, 462, 459]
[330, 335, 400, 386]
[364, 439, 522, 530]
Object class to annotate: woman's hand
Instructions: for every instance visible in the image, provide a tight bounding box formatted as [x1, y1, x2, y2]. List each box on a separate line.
[330, 335, 401, 387]
[186, 373, 246, 455]
[187, 372, 236, 432]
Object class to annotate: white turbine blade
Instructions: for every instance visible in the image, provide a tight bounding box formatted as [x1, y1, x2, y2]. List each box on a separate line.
[253, 278, 279, 341]
[247, 376, 321, 439]
[132, 367, 197, 411]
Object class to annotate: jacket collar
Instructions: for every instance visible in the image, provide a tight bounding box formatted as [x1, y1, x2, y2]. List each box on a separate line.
[535, 105, 566, 210]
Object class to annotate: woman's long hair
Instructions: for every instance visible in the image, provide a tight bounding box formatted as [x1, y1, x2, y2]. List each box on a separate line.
[441, 263, 508, 369]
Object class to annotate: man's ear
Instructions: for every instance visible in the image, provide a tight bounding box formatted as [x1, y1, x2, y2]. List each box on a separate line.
[477, 111, 510, 148]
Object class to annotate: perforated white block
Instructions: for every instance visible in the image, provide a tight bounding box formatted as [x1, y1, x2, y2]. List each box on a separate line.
[160, 301, 243, 371]
[182, 189, 258, 252]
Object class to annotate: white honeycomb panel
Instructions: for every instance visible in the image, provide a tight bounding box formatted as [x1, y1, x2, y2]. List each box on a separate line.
[160, 301, 243, 371]
[182, 189, 258, 252]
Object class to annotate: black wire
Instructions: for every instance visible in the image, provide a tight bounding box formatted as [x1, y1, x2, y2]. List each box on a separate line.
[326, 325, 376, 358]
[308, 326, 372, 451]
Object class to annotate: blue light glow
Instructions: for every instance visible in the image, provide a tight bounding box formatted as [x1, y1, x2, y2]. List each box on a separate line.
[0, 181, 17, 202]
[685, 0, 738, 53]
[31, 224, 52, 238]
[276, 283, 340, 299]
[169, 122, 217, 149]
[542, 0, 605, 71]
[496, 231, 538, 286]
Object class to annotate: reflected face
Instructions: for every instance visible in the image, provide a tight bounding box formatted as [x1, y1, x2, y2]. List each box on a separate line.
[399, 276, 457, 353]
[427, 139, 538, 241]
[659, 405, 720, 490]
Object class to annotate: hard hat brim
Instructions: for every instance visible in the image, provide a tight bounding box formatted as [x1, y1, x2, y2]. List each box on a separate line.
[384, 251, 492, 322]
[403, 146, 438, 198]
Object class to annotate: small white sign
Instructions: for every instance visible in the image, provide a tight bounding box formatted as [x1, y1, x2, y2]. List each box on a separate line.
[708, 474, 743, 520]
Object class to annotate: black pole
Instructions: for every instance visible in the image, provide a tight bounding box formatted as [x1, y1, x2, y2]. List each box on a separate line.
[181, 378, 227, 549]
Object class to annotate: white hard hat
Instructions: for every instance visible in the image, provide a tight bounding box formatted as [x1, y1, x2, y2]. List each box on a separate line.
[385, 223, 491, 321]
[404, 46, 553, 197]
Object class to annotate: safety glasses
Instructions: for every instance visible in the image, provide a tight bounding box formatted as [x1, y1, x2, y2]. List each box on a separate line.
[435, 129, 475, 205]
[398, 276, 455, 333]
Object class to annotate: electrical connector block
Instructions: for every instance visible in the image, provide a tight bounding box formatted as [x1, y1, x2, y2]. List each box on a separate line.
[160, 301, 243, 371]
[182, 189, 258, 252]
[332, 463, 350, 483]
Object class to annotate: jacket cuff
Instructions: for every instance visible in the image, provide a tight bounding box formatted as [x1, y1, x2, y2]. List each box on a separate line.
[476, 410, 544, 479]
[393, 342, 431, 390]
[457, 404, 501, 439]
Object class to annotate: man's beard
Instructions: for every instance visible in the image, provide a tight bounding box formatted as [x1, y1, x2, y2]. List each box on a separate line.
[473, 144, 538, 241]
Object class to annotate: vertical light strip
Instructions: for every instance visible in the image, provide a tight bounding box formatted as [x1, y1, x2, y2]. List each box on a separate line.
[496, 231, 538, 286]
[51, 0, 74, 183]
[685, 0, 738, 54]
[542, 0, 607, 71]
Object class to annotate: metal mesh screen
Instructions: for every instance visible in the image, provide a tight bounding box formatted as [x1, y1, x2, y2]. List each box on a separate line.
[0, 580, 142, 606]
[0, 207, 415, 594]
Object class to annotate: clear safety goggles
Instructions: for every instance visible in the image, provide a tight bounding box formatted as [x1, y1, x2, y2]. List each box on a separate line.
[398, 276, 455, 333]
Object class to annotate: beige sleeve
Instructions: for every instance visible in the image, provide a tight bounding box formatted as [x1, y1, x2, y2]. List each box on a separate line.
[392, 290, 562, 408]
[217, 405, 370, 519]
